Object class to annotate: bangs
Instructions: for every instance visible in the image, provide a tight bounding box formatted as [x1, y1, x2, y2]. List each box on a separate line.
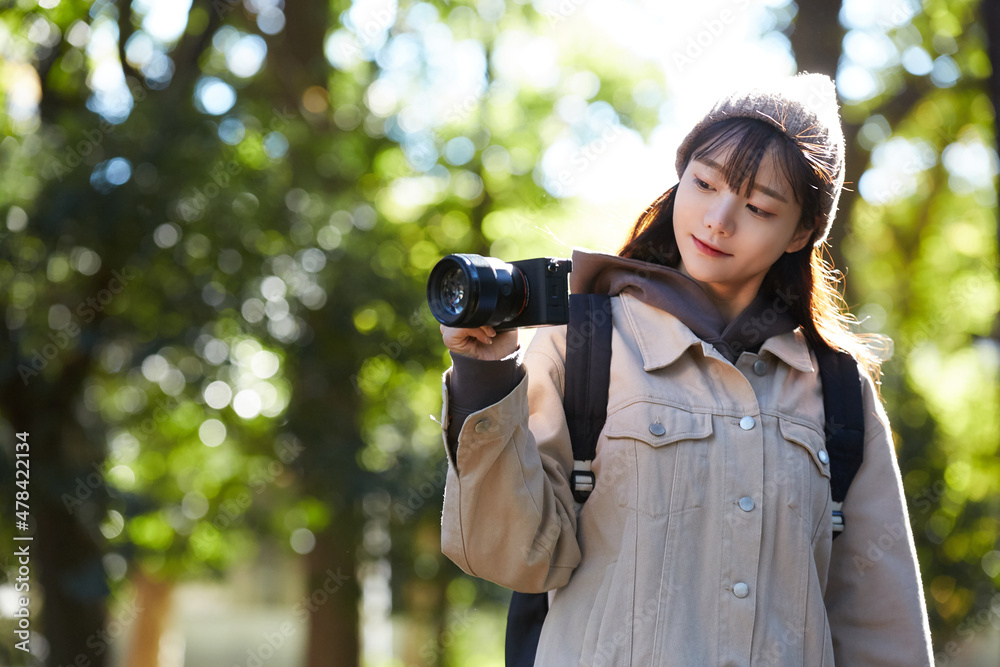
[688, 117, 812, 208]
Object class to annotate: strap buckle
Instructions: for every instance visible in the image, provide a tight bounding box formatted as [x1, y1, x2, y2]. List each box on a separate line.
[571, 461, 595, 503]
[831, 501, 845, 534]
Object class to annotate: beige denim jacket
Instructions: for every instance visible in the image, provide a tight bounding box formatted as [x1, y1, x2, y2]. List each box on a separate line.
[440, 292, 933, 666]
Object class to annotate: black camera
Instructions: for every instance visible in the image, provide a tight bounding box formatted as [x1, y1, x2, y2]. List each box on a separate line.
[427, 254, 572, 330]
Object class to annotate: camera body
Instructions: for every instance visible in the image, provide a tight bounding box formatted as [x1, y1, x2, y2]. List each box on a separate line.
[427, 254, 572, 331]
[500, 256, 572, 329]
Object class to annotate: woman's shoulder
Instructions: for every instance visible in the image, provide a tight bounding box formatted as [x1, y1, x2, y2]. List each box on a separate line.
[522, 294, 632, 370]
[524, 322, 568, 368]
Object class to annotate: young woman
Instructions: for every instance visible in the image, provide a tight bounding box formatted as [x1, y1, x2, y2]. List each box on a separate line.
[437, 74, 933, 665]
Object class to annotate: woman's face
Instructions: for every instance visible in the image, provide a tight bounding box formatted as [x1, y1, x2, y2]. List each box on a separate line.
[673, 145, 811, 318]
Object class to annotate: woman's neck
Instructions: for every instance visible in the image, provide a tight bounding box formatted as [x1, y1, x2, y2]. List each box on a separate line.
[676, 263, 762, 325]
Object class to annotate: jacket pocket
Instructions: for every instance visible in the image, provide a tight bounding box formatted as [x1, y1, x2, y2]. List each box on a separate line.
[603, 401, 714, 518]
[777, 417, 831, 525]
[778, 418, 831, 478]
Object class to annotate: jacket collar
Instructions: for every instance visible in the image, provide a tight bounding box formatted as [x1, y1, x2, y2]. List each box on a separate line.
[759, 328, 816, 373]
[620, 293, 816, 374]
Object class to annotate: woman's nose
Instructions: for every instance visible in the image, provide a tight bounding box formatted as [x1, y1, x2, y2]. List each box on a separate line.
[705, 194, 737, 235]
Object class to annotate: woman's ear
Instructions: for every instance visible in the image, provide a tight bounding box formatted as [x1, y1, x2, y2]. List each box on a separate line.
[785, 218, 817, 254]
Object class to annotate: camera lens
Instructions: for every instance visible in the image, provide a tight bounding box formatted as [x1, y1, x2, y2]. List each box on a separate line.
[427, 254, 526, 328]
[438, 266, 468, 318]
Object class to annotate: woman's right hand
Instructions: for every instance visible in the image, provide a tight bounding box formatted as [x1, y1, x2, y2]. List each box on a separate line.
[441, 324, 519, 361]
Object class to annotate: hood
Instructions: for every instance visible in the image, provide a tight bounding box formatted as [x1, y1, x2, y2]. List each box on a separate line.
[569, 248, 798, 363]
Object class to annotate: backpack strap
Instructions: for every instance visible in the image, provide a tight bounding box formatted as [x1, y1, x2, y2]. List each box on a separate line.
[505, 591, 548, 667]
[813, 344, 866, 538]
[505, 293, 613, 667]
[563, 294, 614, 503]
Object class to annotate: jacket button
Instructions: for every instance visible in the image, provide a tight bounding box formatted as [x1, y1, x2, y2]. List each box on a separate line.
[739, 416, 755, 431]
[649, 423, 666, 437]
[475, 419, 490, 433]
[733, 582, 750, 598]
[753, 359, 767, 376]
[738, 496, 755, 512]
[818, 449, 829, 464]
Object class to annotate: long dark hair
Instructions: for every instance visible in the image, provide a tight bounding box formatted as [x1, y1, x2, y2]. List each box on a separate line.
[619, 117, 883, 381]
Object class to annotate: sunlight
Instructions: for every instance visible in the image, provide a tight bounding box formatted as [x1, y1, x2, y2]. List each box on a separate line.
[85, 14, 133, 122]
[199, 418, 227, 447]
[525, 0, 804, 233]
[132, 0, 193, 44]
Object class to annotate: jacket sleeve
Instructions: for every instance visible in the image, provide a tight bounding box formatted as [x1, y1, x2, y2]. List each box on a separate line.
[439, 326, 582, 593]
[825, 370, 934, 665]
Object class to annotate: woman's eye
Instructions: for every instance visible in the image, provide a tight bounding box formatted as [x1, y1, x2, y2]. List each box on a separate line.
[694, 177, 712, 191]
[747, 204, 773, 218]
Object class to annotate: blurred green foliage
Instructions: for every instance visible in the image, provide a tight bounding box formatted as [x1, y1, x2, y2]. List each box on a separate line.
[837, 0, 1000, 646]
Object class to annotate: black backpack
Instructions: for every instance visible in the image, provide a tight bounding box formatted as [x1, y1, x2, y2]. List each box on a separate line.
[504, 293, 865, 667]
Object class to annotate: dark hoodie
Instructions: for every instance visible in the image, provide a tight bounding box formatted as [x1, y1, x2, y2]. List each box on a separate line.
[445, 248, 800, 447]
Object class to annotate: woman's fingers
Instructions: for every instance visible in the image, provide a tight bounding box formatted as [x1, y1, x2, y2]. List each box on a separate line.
[440, 324, 518, 360]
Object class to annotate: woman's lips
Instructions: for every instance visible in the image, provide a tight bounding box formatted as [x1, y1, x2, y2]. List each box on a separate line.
[692, 236, 732, 257]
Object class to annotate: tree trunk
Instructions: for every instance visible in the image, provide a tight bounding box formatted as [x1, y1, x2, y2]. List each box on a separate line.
[1, 351, 109, 666]
[268, 0, 364, 661]
[123, 569, 175, 667]
[401, 579, 439, 665]
[400, 523, 449, 667]
[787, 2, 851, 272]
[787, 2, 842, 79]
[305, 520, 361, 667]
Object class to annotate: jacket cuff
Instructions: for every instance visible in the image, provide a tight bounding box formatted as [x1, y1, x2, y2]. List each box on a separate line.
[445, 350, 525, 448]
